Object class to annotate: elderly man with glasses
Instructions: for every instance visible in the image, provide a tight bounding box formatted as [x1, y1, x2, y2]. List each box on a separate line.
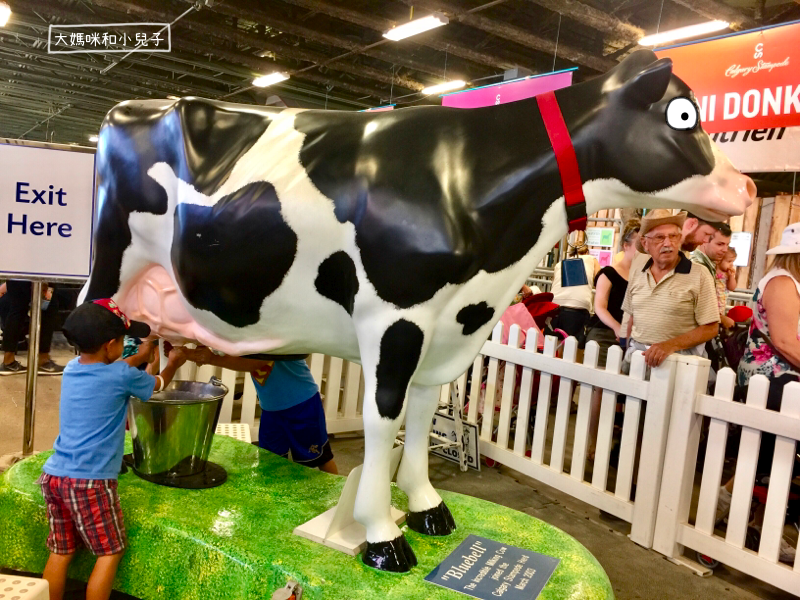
[620, 209, 720, 370]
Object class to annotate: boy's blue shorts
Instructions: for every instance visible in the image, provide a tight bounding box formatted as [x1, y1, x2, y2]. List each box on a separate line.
[258, 392, 334, 468]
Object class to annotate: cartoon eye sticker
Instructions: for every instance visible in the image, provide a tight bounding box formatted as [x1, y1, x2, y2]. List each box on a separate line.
[666, 97, 699, 131]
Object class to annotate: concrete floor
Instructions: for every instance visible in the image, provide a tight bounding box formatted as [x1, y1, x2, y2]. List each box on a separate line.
[0, 335, 796, 600]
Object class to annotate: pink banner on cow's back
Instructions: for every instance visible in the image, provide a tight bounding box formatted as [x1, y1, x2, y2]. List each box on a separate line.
[442, 69, 575, 109]
[361, 105, 395, 112]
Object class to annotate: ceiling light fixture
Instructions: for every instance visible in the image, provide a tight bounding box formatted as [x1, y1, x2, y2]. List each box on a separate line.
[384, 13, 448, 41]
[167, 95, 180, 100]
[88, 134, 98, 142]
[422, 80, 466, 95]
[639, 20, 729, 46]
[0, 2, 11, 27]
[252, 72, 289, 87]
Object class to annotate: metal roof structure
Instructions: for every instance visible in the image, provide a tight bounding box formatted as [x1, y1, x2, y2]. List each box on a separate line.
[0, 0, 798, 193]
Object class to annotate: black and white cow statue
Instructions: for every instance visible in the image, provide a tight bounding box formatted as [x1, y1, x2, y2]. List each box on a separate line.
[83, 50, 754, 572]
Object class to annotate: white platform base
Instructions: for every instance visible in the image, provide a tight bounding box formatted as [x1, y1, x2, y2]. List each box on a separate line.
[293, 445, 406, 556]
[294, 505, 406, 556]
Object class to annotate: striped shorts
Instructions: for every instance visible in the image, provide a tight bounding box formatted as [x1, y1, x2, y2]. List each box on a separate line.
[37, 473, 127, 556]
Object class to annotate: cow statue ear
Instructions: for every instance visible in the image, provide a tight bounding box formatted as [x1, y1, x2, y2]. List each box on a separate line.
[618, 57, 673, 108]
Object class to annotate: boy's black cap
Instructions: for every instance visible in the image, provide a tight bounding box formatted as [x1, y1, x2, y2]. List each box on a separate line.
[63, 298, 150, 350]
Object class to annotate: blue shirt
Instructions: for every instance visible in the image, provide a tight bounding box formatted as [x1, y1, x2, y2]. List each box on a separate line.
[251, 359, 319, 412]
[44, 359, 156, 480]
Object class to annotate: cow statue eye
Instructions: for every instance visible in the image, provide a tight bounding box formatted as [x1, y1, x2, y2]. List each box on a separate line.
[666, 97, 699, 131]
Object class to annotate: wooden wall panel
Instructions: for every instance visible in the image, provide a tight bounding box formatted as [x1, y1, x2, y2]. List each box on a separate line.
[738, 196, 761, 290]
[752, 198, 774, 288]
[769, 195, 792, 251]
[786, 195, 800, 227]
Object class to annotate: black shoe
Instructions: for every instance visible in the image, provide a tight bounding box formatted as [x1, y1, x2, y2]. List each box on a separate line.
[38, 360, 64, 376]
[0, 361, 26, 375]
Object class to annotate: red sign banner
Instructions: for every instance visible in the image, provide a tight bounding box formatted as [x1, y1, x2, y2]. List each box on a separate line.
[655, 21, 800, 133]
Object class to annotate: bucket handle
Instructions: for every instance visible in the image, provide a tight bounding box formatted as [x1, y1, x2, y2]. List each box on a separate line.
[209, 376, 229, 396]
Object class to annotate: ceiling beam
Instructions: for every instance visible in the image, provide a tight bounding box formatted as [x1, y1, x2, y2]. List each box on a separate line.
[174, 36, 393, 100]
[24, 0, 417, 97]
[0, 29, 240, 98]
[0, 83, 117, 112]
[6, 11, 375, 110]
[271, 0, 532, 71]
[393, 0, 616, 72]
[74, 0, 424, 91]
[522, 0, 643, 44]
[202, 0, 485, 80]
[667, 0, 756, 30]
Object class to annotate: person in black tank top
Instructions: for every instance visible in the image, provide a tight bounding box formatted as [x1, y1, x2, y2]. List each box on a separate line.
[587, 267, 628, 334]
[586, 219, 640, 460]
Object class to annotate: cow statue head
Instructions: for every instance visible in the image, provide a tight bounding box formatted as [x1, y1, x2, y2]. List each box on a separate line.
[555, 49, 754, 222]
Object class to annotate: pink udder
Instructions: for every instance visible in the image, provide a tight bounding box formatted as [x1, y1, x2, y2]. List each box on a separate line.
[118, 264, 282, 355]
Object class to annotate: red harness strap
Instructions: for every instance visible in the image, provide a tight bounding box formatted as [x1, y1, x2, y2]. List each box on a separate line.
[536, 91, 587, 232]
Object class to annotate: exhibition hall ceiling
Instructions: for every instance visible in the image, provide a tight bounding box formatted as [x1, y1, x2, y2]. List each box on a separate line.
[0, 0, 798, 146]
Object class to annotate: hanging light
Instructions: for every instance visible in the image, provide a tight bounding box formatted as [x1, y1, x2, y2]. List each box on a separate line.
[252, 72, 289, 87]
[88, 134, 98, 142]
[422, 80, 466, 95]
[384, 13, 448, 41]
[0, 2, 12, 27]
[639, 20, 729, 46]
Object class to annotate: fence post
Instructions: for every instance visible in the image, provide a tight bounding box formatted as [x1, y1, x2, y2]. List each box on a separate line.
[480, 323, 504, 442]
[629, 354, 678, 548]
[759, 381, 800, 563]
[652, 355, 710, 558]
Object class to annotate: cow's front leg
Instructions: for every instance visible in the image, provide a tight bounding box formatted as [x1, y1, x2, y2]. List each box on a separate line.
[354, 319, 424, 572]
[397, 383, 456, 536]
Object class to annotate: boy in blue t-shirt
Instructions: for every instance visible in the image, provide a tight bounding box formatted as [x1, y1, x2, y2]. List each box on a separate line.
[184, 348, 337, 474]
[39, 299, 186, 600]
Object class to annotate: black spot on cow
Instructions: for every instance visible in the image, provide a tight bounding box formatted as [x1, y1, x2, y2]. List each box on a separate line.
[293, 51, 715, 309]
[456, 302, 495, 336]
[171, 181, 297, 327]
[86, 98, 280, 300]
[177, 99, 274, 194]
[375, 320, 424, 420]
[315, 251, 359, 315]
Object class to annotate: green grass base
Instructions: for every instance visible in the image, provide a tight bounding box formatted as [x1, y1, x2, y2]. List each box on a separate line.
[0, 436, 613, 599]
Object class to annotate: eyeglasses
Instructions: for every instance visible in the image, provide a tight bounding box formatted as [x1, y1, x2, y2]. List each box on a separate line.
[645, 233, 682, 244]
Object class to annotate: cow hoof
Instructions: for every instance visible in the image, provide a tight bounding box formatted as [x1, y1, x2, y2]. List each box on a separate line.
[362, 535, 418, 572]
[406, 501, 457, 536]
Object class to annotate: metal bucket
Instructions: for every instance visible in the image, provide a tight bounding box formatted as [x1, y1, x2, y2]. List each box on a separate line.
[128, 377, 228, 480]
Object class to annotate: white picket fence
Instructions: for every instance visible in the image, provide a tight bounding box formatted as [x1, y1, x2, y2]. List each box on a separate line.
[654, 362, 800, 594]
[460, 322, 678, 548]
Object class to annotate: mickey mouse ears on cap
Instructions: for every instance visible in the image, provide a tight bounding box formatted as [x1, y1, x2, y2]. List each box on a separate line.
[766, 223, 800, 255]
[92, 298, 151, 337]
[63, 299, 151, 351]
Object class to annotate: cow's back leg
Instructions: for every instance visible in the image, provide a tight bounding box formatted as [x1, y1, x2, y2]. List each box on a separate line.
[354, 318, 424, 572]
[396, 383, 456, 536]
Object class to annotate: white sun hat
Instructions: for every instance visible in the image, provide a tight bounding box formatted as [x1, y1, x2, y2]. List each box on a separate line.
[766, 223, 800, 255]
